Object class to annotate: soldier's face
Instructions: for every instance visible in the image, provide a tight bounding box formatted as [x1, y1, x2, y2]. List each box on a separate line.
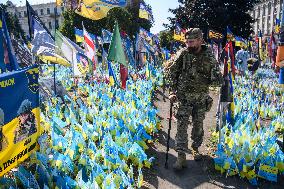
[186, 38, 202, 53]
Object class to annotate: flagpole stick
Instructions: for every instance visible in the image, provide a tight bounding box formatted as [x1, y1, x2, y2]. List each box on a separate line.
[53, 4, 58, 96]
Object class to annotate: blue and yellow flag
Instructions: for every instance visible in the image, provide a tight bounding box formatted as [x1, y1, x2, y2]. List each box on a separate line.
[227, 26, 235, 42]
[275, 18, 281, 34]
[75, 0, 127, 21]
[139, 2, 153, 21]
[235, 36, 247, 48]
[0, 65, 40, 177]
[107, 61, 117, 86]
[74, 28, 84, 43]
[174, 23, 186, 42]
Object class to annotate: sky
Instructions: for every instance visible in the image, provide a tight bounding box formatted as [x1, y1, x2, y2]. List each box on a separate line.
[7, 0, 180, 34]
[144, 0, 180, 34]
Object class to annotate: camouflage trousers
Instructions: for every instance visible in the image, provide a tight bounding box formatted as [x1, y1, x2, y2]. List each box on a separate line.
[174, 94, 213, 153]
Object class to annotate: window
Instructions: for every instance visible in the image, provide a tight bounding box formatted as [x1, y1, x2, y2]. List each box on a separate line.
[61, 7, 64, 12]
[54, 7, 57, 15]
[47, 8, 50, 14]
[18, 12, 21, 18]
[40, 9, 44, 15]
[49, 22, 52, 29]
[268, 2, 271, 15]
[24, 11, 27, 17]
[35, 10, 38, 15]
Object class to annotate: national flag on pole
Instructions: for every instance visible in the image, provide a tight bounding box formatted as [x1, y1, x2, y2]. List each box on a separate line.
[139, 2, 153, 21]
[83, 23, 97, 71]
[107, 61, 117, 87]
[108, 21, 128, 89]
[174, 23, 186, 42]
[227, 26, 235, 42]
[1, 12, 19, 72]
[75, 0, 127, 21]
[275, 18, 281, 34]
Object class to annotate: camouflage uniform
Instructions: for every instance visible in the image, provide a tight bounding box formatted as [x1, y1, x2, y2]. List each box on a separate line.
[165, 45, 223, 153]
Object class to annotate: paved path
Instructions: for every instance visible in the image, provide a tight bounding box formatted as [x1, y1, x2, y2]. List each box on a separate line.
[142, 88, 284, 189]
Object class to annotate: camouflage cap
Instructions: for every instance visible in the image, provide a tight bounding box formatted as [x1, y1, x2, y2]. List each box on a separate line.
[185, 28, 203, 39]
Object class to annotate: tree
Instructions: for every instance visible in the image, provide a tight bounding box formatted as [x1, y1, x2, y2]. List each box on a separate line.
[60, 2, 153, 41]
[167, 0, 260, 39]
[0, 4, 26, 41]
[159, 30, 173, 49]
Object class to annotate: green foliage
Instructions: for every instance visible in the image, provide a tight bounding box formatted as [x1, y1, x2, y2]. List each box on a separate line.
[167, 0, 260, 39]
[0, 4, 26, 41]
[159, 30, 173, 49]
[60, 3, 153, 41]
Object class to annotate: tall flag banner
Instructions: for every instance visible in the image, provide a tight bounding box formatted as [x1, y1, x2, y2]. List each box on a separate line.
[101, 29, 113, 44]
[55, 31, 89, 76]
[208, 30, 224, 43]
[0, 65, 40, 177]
[174, 23, 186, 42]
[30, 18, 70, 67]
[108, 22, 128, 89]
[26, 0, 52, 39]
[83, 23, 97, 71]
[275, 18, 281, 34]
[269, 32, 277, 65]
[74, 0, 127, 21]
[227, 26, 235, 42]
[258, 30, 264, 60]
[1, 12, 19, 72]
[139, 2, 153, 21]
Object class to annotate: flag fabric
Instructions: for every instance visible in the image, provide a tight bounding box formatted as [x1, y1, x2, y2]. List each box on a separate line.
[31, 18, 70, 67]
[174, 23, 186, 42]
[1, 12, 19, 72]
[258, 30, 264, 60]
[108, 22, 128, 89]
[275, 18, 281, 34]
[139, 2, 153, 21]
[0, 65, 40, 177]
[227, 26, 235, 42]
[107, 61, 117, 86]
[235, 36, 247, 48]
[101, 29, 113, 44]
[108, 22, 127, 66]
[83, 23, 97, 71]
[75, 28, 84, 43]
[75, 0, 127, 21]
[269, 32, 277, 59]
[208, 30, 224, 43]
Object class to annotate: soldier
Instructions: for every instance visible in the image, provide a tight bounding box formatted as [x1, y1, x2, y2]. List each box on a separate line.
[14, 100, 37, 144]
[165, 28, 223, 170]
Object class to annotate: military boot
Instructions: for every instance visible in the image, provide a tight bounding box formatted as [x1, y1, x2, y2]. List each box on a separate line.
[192, 148, 202, 161]
[173, 152, 187, 170]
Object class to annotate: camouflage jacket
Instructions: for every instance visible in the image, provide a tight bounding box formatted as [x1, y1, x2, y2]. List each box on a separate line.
[165, 45, 223, 99]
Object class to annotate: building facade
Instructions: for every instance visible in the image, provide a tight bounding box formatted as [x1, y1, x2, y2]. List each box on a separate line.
[5, 1, 64, 36]
[250, 0, 283, 36]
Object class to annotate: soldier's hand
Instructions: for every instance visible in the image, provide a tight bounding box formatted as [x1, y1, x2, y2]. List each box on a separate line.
[169, 94, 177, 103]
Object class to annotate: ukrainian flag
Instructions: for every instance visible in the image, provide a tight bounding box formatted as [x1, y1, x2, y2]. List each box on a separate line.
[108, 61, 117, 87]
[139, 2, 152, 21]
[235, 36, 247, 48]
[75, 0, 127, 21]
[75, 28, 84, 43]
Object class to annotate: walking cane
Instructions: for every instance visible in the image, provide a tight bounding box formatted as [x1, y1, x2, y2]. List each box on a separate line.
[165, 102, 173, 169]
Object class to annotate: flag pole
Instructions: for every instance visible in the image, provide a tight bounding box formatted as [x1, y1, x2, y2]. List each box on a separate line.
[53, 3, 58, 95]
